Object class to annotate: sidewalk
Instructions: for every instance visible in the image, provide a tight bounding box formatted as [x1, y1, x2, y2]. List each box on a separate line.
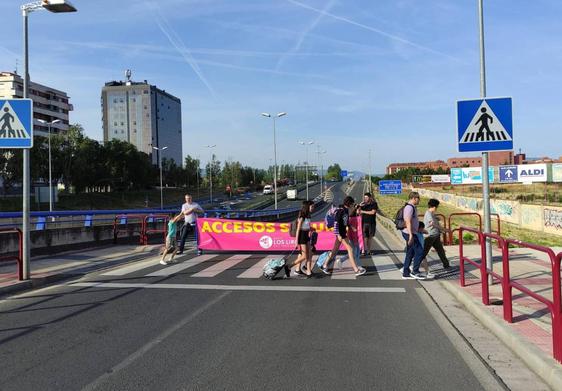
[0, 244, 164, 296]
[377, 216, 562, 389]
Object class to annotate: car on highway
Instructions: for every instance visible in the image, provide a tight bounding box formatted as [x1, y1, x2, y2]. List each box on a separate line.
[286, 187, 297, 200]
[263, 185, 273, 195]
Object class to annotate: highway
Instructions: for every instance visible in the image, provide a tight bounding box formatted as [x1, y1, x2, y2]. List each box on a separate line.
[0, 182, 504, 391]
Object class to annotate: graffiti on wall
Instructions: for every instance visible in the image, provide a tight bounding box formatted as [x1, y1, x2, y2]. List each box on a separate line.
[544, 208, 562, 230]
[457, 196, 479, 211]
[491, 202, 513, 217]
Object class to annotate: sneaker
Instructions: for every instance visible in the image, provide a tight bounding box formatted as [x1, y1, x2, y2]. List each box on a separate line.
[426, 272, 435, 279]
[159, 260, 168, 265]
[402, 275, 415, 280]
[411, 272, 426, 280]
[321, 267, 331, 275]
[294, 269, 305, 276]
[355, 267, 367, 276]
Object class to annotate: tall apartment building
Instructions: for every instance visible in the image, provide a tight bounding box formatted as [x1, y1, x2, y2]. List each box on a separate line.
[0, 71, 72, 137]
[101, 75, 182, 166]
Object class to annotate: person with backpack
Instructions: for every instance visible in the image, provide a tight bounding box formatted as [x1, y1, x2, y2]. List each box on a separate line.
[321, 196, 366, 276]
[290, 201, 315, 277]
[396, 191, 425, 279]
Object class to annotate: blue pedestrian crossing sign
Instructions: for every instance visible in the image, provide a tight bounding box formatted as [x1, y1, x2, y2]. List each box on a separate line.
[0, 99, 33, 149]
[457, 97, 512, 152]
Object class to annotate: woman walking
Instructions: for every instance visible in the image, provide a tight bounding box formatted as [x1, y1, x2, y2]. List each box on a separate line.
[291, 201, 315, 277]
[321, 196, 366, 276]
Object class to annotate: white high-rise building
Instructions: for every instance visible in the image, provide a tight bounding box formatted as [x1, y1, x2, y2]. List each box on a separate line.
[0, 71, 73, 137]
[101, 73, 182, 166]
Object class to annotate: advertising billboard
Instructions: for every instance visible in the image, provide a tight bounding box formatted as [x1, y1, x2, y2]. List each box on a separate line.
[552, 163, 562, 183]
[451, 168, 463, 185]
[461, 167, 495, 184]
[518, 164, 548, 183]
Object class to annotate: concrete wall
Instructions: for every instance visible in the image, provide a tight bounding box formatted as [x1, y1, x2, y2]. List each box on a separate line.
[415, 188, 562, 237]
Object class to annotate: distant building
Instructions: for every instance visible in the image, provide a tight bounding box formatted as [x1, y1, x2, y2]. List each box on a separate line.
[387, 151, 514, 174]
[386, 160, 449, 175]
[101, 73, 182, 166]
[0, 71, 73, 137]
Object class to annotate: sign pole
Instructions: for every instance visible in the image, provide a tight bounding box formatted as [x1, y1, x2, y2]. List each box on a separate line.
[22, 7, 30, 280]
[478, 0, 493, 281]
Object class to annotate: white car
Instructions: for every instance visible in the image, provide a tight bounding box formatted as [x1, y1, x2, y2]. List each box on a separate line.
[286, 188, 297, 200]
[263, 185, 273, 195]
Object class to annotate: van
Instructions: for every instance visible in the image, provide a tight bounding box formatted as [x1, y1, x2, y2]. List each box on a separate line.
[286, 187, 297, 200]
[263, 185, 273, 195]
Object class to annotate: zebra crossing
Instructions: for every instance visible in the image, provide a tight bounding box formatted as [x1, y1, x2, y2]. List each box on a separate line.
[97, 250, 405, 281]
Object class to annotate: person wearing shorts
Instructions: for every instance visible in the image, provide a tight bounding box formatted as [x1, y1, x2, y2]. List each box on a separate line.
[161, 213, 183, 265]
[291, 201, 315, 277]
[358, 192, 378, 256]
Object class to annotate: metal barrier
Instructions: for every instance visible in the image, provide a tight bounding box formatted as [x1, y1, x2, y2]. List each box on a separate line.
[503, 238, 562, 363]
[0, 228, 23, 281]
[113, 214, 146, 244]
[448, 213, 482, 245]
[142, 214, 169, 245]
[458, 226, 562, 364]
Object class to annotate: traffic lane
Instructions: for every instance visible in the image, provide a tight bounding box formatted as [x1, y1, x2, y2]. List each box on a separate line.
[265, 183, 321, 210]
[0, 283, 486, 390]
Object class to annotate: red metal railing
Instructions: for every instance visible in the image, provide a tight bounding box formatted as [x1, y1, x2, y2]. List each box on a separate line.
[141, 214, 169, 245]
[113, 214, 146, 244]
[449, 213, 482, 245]
[0, 228, 23, 281]
[458, 226, 562, 364]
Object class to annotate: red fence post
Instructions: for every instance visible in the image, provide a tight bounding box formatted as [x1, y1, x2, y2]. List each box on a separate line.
[459, 227, 465, 287]
[552, 252, 562, 363]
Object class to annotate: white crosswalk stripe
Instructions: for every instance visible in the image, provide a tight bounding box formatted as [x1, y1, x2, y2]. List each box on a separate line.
[192, 254, 252, 278]
[371, 255, 402, 280]
[101, 257, 159, 276]
[237, 256, 277, 279]
[145, 254, 217, 277]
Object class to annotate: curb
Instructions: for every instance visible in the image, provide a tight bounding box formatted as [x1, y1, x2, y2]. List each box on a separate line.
[441, 279, 562, 390]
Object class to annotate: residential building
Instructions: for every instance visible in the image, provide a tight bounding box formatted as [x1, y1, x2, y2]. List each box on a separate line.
[0, 71, 72, 137]
[386, 160, 449, 175]
[101, 75, 182, 166]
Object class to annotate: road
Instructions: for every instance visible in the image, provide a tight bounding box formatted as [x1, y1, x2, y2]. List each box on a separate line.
[0, 182, 503, 390]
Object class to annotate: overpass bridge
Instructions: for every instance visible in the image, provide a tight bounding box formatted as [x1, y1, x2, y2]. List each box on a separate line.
[0, 181, 560, 390]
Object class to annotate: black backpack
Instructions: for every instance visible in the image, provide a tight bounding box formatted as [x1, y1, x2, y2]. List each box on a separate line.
[394, 203, 414, 230]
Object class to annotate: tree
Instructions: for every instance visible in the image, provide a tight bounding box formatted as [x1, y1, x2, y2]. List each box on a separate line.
[326, 163, 342, 181]
[184, 155, 200, 189]
[205, 154, 221, 188]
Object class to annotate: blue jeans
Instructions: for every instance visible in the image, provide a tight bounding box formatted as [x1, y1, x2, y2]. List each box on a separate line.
[401, 232, 423, 276]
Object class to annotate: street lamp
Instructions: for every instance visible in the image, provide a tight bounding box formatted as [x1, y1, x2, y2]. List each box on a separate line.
[152, 146, 168, 209]
[20, 0, 77, 280]
[316, 146, 327, 197]
[261, 112, 286, 210]
[205, 144, 216, 206]
[37, 119, 61, 212]
[298, 140, 314, 200]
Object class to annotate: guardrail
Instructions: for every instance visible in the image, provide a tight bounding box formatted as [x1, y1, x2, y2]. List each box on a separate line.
[458, 226, 562, 364]
[113, 214, 146, 245]
[142, 214, 169, 245]
[0, 228, 23, 280]
[449, 213, 482, 245]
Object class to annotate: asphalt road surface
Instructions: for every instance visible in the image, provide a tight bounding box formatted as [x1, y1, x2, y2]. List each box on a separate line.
[0, 182, 503, 390]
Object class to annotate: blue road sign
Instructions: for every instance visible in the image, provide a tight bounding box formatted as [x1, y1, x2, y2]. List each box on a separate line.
[0, 99, 33, 149]
[499, 165, 518, 183]
[457, 97, 512, 152]
[379, 180, 402, 195]
[340, 170, 348, 177]
[451, 168, 463, 185]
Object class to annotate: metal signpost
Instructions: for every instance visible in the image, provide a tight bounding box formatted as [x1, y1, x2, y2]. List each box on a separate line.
[456, 0, 513, 281]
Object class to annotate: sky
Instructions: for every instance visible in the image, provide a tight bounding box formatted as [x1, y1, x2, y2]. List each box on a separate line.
[1, 0, 561, 174]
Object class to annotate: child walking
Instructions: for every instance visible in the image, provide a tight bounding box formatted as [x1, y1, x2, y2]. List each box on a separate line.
[161, 213, 184, 265]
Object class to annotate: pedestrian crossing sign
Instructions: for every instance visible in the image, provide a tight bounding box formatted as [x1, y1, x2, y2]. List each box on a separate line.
[0, 99, 33, 149]
[457, 97, 512, 152]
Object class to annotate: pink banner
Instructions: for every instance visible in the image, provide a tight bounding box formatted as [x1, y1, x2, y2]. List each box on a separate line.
[197, 217, 363, 252]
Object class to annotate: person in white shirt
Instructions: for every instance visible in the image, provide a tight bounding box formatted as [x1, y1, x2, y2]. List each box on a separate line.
[177, 194, 204, 254]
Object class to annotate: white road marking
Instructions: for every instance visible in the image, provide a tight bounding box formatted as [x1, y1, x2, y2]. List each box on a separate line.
[145, 254, 216, 277]
[72, 282, 406, 293]
[237, 256, 277, 279]
[191, 254, 252, 278]
[371, 255, 403, 280]
[101, 257, 159, 276]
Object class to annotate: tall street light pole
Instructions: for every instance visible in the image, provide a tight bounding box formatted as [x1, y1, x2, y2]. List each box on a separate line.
[205, 145, 216, 206]
[478, 0, 493, 282]
[299, 140, 314, 201]
[316, 146, 327, 197]
[261, 112, 286, 210]
[152, 146, 168, 209]
[38, 119, 61, 212]
[21, 0, 77, 280]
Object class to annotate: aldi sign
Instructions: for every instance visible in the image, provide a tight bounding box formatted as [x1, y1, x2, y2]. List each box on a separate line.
[518, 164, 547, 183]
